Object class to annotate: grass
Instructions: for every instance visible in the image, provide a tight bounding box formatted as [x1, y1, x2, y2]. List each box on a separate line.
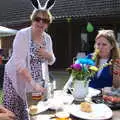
[0, 88, 3, 104]
[51, 70, 69, 89]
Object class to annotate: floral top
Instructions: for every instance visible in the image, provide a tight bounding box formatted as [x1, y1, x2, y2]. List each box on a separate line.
[30, 40, 46, 87]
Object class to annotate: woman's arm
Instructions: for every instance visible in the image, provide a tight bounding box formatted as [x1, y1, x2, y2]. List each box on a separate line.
[12, 30, 32, 83]
[13, 30, 45, 92]
[37, 36, 56, 65]
[0, 105, 15, 120]
[47, 35, 56, 65]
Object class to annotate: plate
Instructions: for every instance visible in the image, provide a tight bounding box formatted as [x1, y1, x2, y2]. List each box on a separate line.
[47, 91, 74, 110]
[69, 104, 112, 120]
[28, 101, 49, 115]
[47, 98, 64, 110]
[87, 87, 101, 97]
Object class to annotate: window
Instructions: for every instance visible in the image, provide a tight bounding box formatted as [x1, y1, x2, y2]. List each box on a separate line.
[81, 33, 87, 52]
[117, 33, 120, 47]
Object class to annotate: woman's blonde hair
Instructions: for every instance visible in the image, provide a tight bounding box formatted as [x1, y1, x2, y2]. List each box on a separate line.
[94, 29, 120, 88]
[95, 29, 120, 60]
[30, 9, 53, 24]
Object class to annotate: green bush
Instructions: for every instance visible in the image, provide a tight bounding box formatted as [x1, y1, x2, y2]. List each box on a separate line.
[0, 89, 3, 104]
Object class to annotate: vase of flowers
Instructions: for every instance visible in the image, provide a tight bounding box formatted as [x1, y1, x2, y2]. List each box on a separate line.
[72, 80, 89, 101]
[67, 49, 112, 101]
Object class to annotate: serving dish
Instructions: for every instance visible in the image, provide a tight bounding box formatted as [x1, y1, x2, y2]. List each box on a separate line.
[92, 94, 120, 110]
[92, 87, 120, 110]
[69, 103, 112, 120]
[28, 101, 49, 115]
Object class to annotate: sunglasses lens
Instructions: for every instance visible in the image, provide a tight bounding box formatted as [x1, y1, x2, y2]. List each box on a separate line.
[34, 17, 41, 22]
[34, 17, 49, 24]
[43, 19, 50, 24]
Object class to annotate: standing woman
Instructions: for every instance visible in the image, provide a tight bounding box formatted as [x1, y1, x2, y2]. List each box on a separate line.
[3, 0, 56, 120]
[88, 29, 120, 89]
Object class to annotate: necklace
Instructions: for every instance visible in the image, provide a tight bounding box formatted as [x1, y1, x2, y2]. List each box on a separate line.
[32, 33, 45, 46]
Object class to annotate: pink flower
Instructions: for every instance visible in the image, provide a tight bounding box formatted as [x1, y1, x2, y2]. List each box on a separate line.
[70, 64, 82, 70]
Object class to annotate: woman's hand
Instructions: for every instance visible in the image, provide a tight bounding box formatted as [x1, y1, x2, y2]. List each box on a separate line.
[0, 105, 15, 120]
[17, 67, 32, 82]
[30, 80, 46, 93]
[37, 47, 52, 61]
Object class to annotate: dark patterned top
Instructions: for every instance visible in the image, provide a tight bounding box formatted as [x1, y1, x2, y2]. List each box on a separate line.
[30, 39, 46, 87]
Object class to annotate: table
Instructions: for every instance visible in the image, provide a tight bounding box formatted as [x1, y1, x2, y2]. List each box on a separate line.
[27, 92, 120, 120]
[30, 109, 120, 120]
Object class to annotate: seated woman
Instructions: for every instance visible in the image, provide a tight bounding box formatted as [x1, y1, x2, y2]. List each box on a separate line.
[88, 29, 120, 89]
[64, 29, 120, 91]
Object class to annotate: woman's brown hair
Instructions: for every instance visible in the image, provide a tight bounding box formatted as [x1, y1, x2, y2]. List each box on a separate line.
[95, 29, 120, 66]
[30, 9, 53, 24]
[95, 30, 120, 59]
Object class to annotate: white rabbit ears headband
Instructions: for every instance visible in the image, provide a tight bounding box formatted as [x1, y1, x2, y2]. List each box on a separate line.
[30, 0, 56, 11]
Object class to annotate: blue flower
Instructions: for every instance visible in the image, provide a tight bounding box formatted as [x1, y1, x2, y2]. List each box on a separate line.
[75, 58, 95, 66]
[67, 49, 111, 81]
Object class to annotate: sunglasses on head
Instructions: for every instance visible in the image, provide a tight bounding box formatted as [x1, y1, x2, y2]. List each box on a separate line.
[34, 17, 50, 24]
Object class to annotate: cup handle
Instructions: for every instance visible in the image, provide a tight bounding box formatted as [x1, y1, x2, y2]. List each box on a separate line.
[63, 75, 74, 91]
[67, 87, 74, 94]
